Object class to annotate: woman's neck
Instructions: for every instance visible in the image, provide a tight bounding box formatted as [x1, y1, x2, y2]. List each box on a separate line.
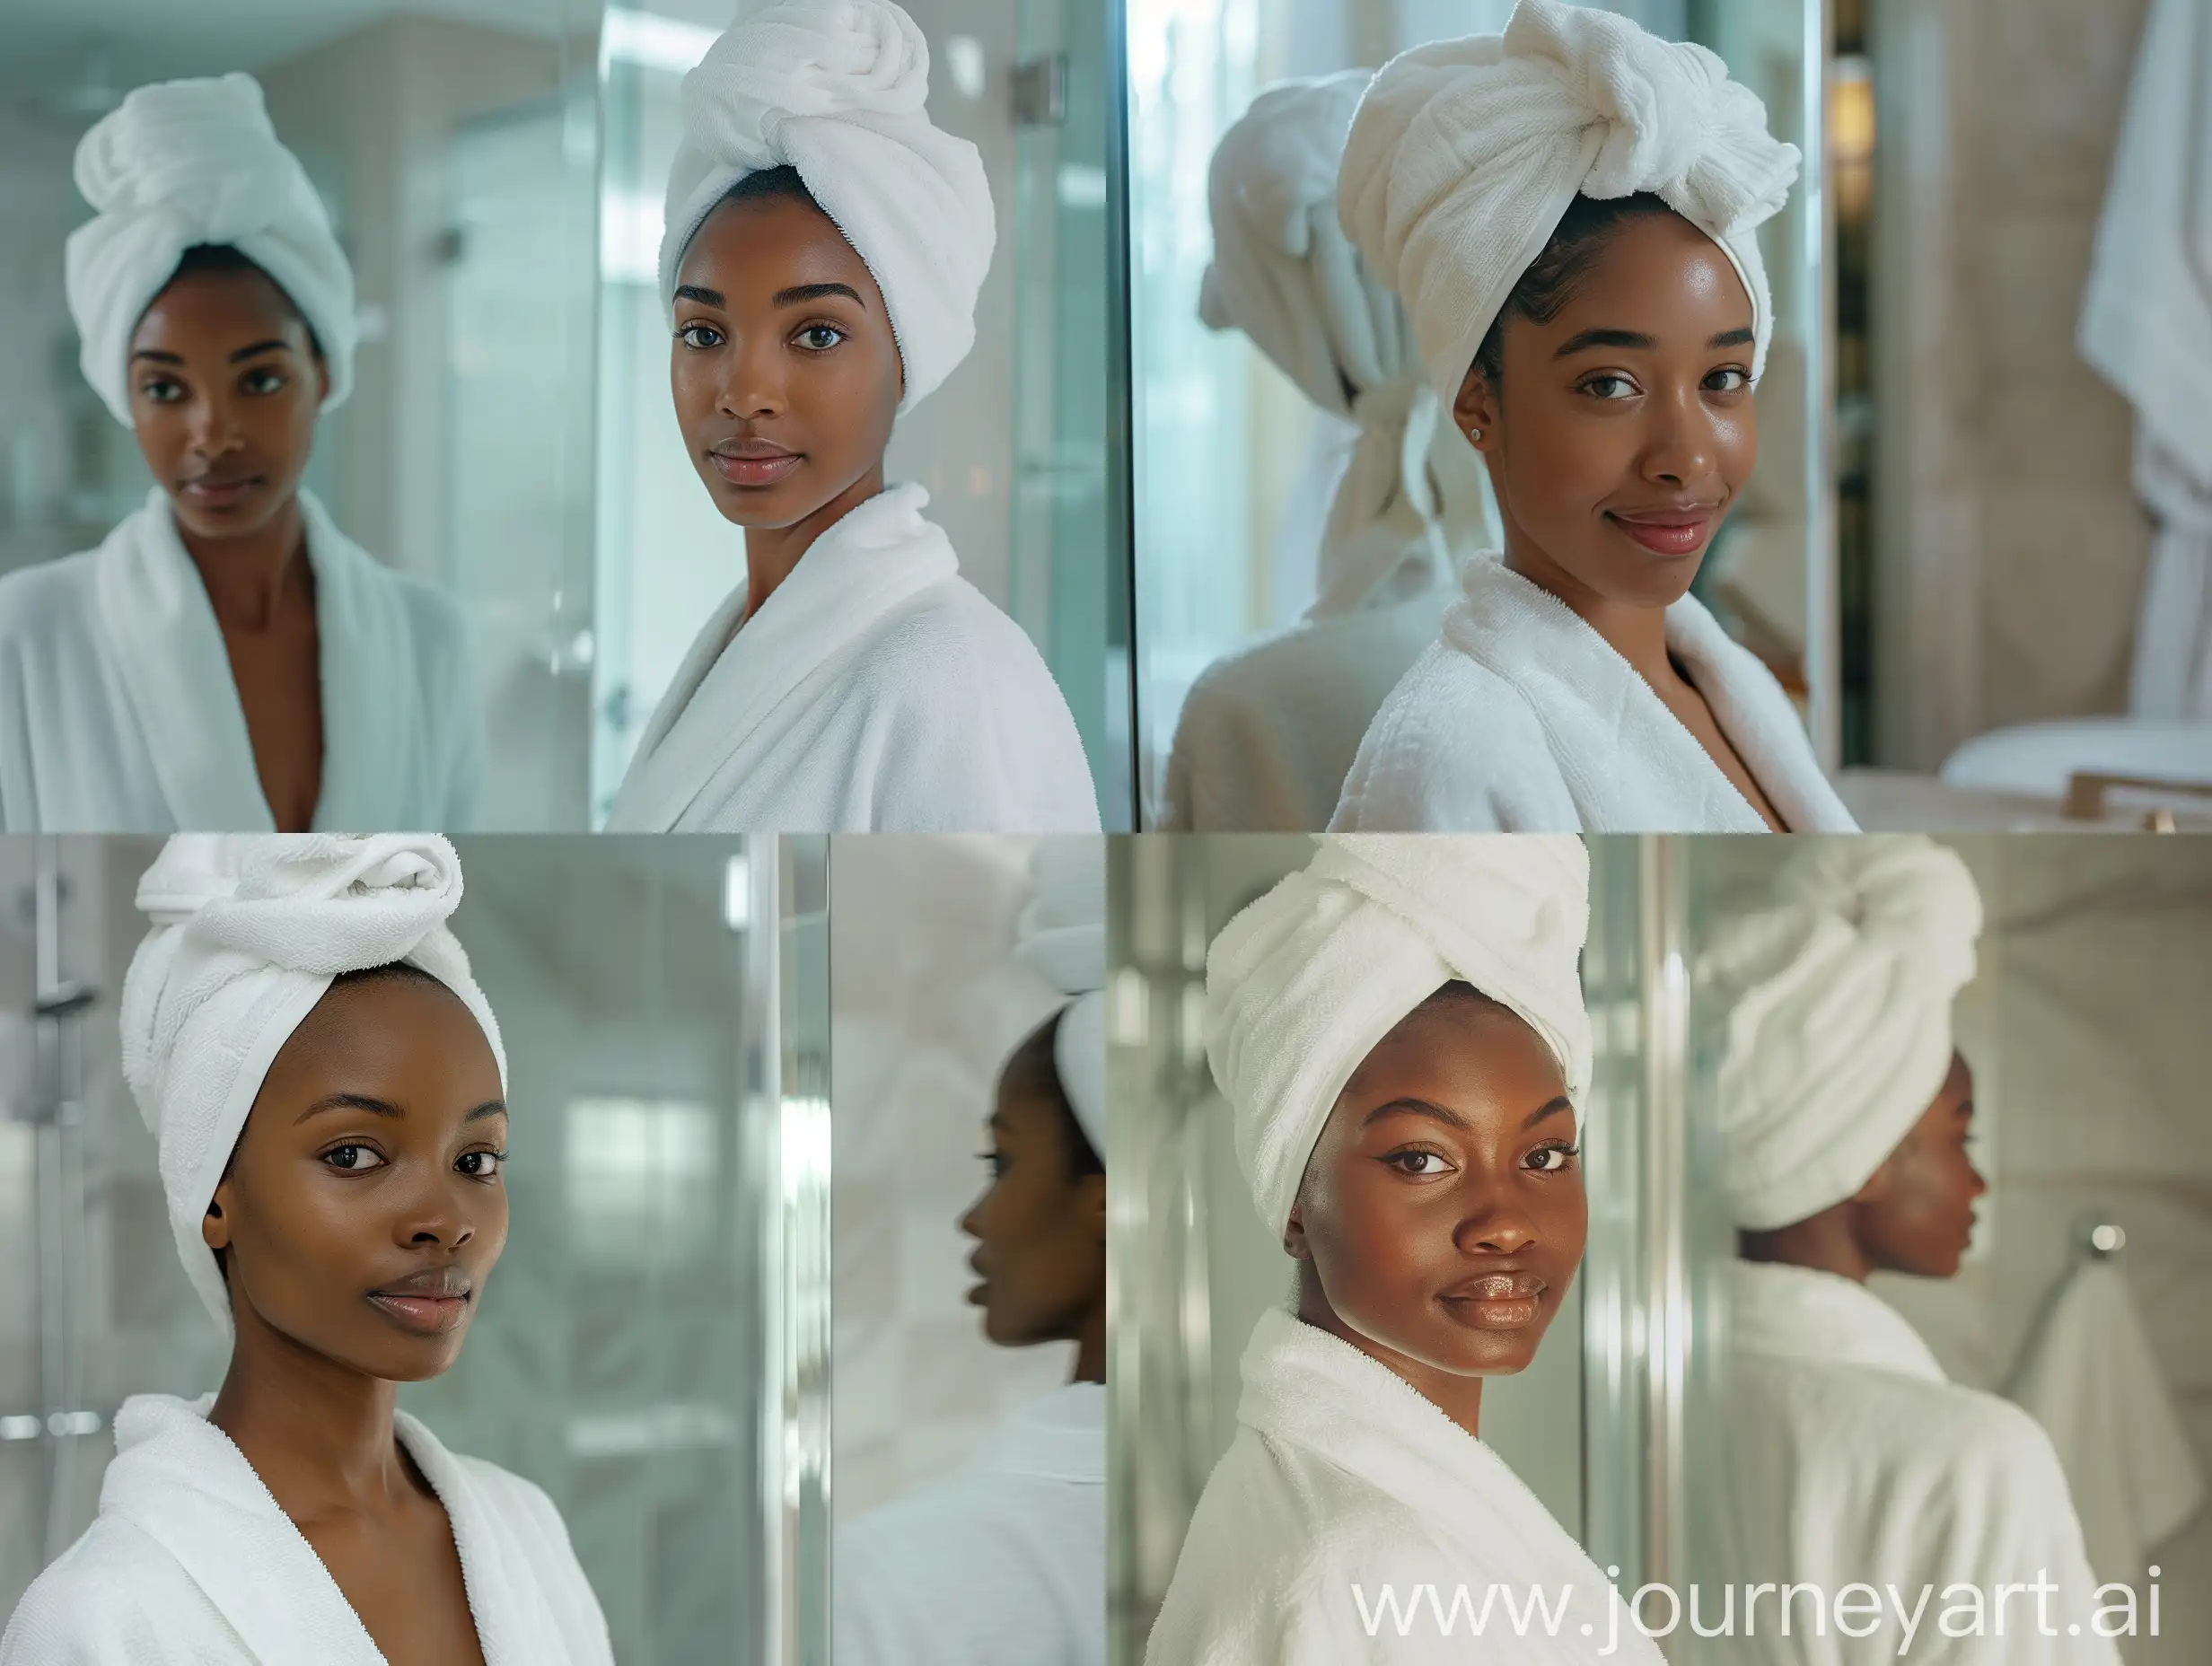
[209, 1311, 417, 1521]
[1738, 1214, 1872, 1284]
[177, 495, 312, 635]
[1502, 532, 1678, 691]
[1071, 1297, 1107, 1386]
[1296, 1276, 1484, 1441]
[741, 462, 887, 622]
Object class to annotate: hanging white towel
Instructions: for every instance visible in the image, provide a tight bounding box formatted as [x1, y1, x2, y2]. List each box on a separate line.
[2006, 1257, 2207, 1588]
[1146, 1308, 1661, 1664]
[2078, 0, 2212, 719]
[1330, 557, 1856, 833]
[1717, 1260, 2120, 1666]
[837, 1382, 1104, 1666]
[603, 483, 1097, 832]
[0, 488, 479, 832]
[0, 1392, 612, 1665]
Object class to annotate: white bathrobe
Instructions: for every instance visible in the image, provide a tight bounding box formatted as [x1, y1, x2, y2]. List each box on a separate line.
[0, 489, 478, 833]
[836, 1381, 1103, 1666]
[604, 484, 1098, 832]
[0, 1392, 612, 1665]
[1330, 557, 1856, 833]
[1717, 1260, 2121, 1666]
[1147, 1309, 1660, 1665]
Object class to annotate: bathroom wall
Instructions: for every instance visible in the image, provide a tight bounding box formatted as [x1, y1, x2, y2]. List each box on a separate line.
[829, 835, 1075, 1515]
[1869, 0, 2155, 770]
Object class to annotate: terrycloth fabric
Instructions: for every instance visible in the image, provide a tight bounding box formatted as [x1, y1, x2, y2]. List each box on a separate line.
[1197, 73, 1493, 618]
[837, 1382, 1103, 1666]
[1014, 837, 1107, 1155]
[1161, 590, 1453, 831]
[2006, 1258, 2207, 1587]
[661, 0, 992, 414]
[1338, 0, 1799, 407]
[1204, 834, 1590, 1235]
[2078, 0, 2212, 719]
[0, 1392, 611, 1665]
[1698, 837, 1981, 1232]
[66, 75, 356, 427]
[1330, 556, 1856, 833]
[1146, 1308, 1660, 1664]
[603, 484, 1097, 832]
[118, 834, 505, 1337]
[0, 487, 479, 833]
[1717, 1260, 2120, 1665]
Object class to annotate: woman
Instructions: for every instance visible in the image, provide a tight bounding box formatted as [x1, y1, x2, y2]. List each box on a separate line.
[1161, 72, 1492, 831]
[1702, 838, 2117, 1664]
[1328, 0, 1856, 833]
[0, 835, 610, 1664]
[0, 75, 478, 834]
[837, 838, 1107, 1665]
[1148, 836, 1661, 1664]
[604, 0, 1099, 833]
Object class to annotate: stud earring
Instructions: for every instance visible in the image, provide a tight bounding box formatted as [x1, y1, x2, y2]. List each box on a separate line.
[1467, 426, 1483, 442]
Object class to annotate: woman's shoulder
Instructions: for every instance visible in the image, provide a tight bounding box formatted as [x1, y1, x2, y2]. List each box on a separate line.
[0, 549, 101, 641]
[0, 1513, 209, 1661]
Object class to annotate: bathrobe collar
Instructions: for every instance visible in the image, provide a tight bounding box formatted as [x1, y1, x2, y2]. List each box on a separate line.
[91, 487, 420, 831]
[976, 1381, 1104, 1486]
[608, 481, 959, 832]
[1725, 1259, 1948, 1385]
[99, 1391, 579, 1666]
[1236, 1306, 1597, 1585]
[1444, 557, 1853, 833]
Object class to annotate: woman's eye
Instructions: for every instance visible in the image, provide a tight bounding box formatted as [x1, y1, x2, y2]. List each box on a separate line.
[1385, 1150, 1450, 1177]
[141, 380, 184, 403]
[1706, 367, 1751, 394]
[457, 1149, 505, 1179]
[1526, 1144, 1579, 1173]
[677, 322, 723, 349]
[1580, 373, 1637, 400]
[241, 368, 285, 395]
[795, 323, 845, 352]
[977, 1148, 1006, 1179]
[323, 1144, 387, 1172]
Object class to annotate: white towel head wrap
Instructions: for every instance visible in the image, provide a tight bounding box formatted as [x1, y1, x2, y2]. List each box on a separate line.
[1014, 837, 1106, 1160]
[1199, 72, 1492, 616]
[1204, 835, 1591, 1235]
[120, 835, 506, 1338]
[66, 73, 356, 428]
[1337, 0, 1800, 407]
[1700, 837, 1982, 1232]
[660, 0, 995, 414]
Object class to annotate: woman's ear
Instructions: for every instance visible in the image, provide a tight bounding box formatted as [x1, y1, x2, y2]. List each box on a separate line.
[1453, 361, 1499, 452]
[1282, 1202, 1311, 1262]
[202, 1181, 233, 1251]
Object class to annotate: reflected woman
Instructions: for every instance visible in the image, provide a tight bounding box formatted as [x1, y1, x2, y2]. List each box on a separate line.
[0, 76, 478, 834]
[1148, 837, 1660, 1664]
[0, 836, 610, 1664]
[838, 839, 1108, 1665]
[604, 0, 1099, 833]
[1329, 0, 1856, 833]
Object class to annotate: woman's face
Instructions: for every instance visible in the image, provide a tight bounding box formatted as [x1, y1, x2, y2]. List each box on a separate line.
[670, 193, 903, 530]
[961, 1049, 1106, 1349]
[204, 972, 508, 1382]
[1290, 993, 1586, 1380]
[1455, 212, 1759, 611]
[1854, 1052, 1986, 1277]
[128, 266, 327, 545]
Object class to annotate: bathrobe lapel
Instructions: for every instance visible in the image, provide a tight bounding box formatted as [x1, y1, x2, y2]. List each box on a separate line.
[607, 483, 960, 832]
[1444, 559, 1854, 832]
[90, 489, 420, 831]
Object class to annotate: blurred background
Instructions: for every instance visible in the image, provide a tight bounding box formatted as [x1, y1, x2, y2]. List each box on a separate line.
[0, 0, 1129, 829]
[0, 834, 834, 1665]
[1110, 832, 2212, 1663]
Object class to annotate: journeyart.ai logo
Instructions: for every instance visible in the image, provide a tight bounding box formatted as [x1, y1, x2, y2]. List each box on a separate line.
[1349, 1568, 2166, 1655]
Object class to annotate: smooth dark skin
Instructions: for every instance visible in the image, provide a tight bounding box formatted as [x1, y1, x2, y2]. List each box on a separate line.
[203, 973, 508, 1665]
[129, 266, 329, 832]
[1455, 212, 1783, 829]
[1741, 1052, 1985, 1280]
[962, 1033, 1107, 1384]
[670, 193, 904, 623]
[1287, 992, 1586, 1441]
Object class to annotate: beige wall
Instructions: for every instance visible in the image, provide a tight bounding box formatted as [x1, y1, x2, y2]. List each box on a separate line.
[1871, 0, 2155, 770]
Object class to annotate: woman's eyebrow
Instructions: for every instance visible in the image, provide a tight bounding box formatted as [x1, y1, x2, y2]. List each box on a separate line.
[673, 283, 725, 308]
[129, 347, 186, 365]
[228, 338, 292, 363]
[1553, 327, 1653, 357]
[1522, 1095, 1573, 1130]
[1360, 1096, 1471, 1131]
[773, 281, 865, 309]
[466, 1100, 508, 1122]
[1707, 325, 1755, 349]
[296, 1092, 403, 1124]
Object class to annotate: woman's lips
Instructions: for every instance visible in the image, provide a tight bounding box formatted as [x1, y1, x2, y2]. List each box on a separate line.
[709, 448, 801, 487]
[1437, 1272, 1547, 1331]
[179, 476, 264, 510]
[367, 1292, 473, 1335]
[1607, 507, 1718, 556]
